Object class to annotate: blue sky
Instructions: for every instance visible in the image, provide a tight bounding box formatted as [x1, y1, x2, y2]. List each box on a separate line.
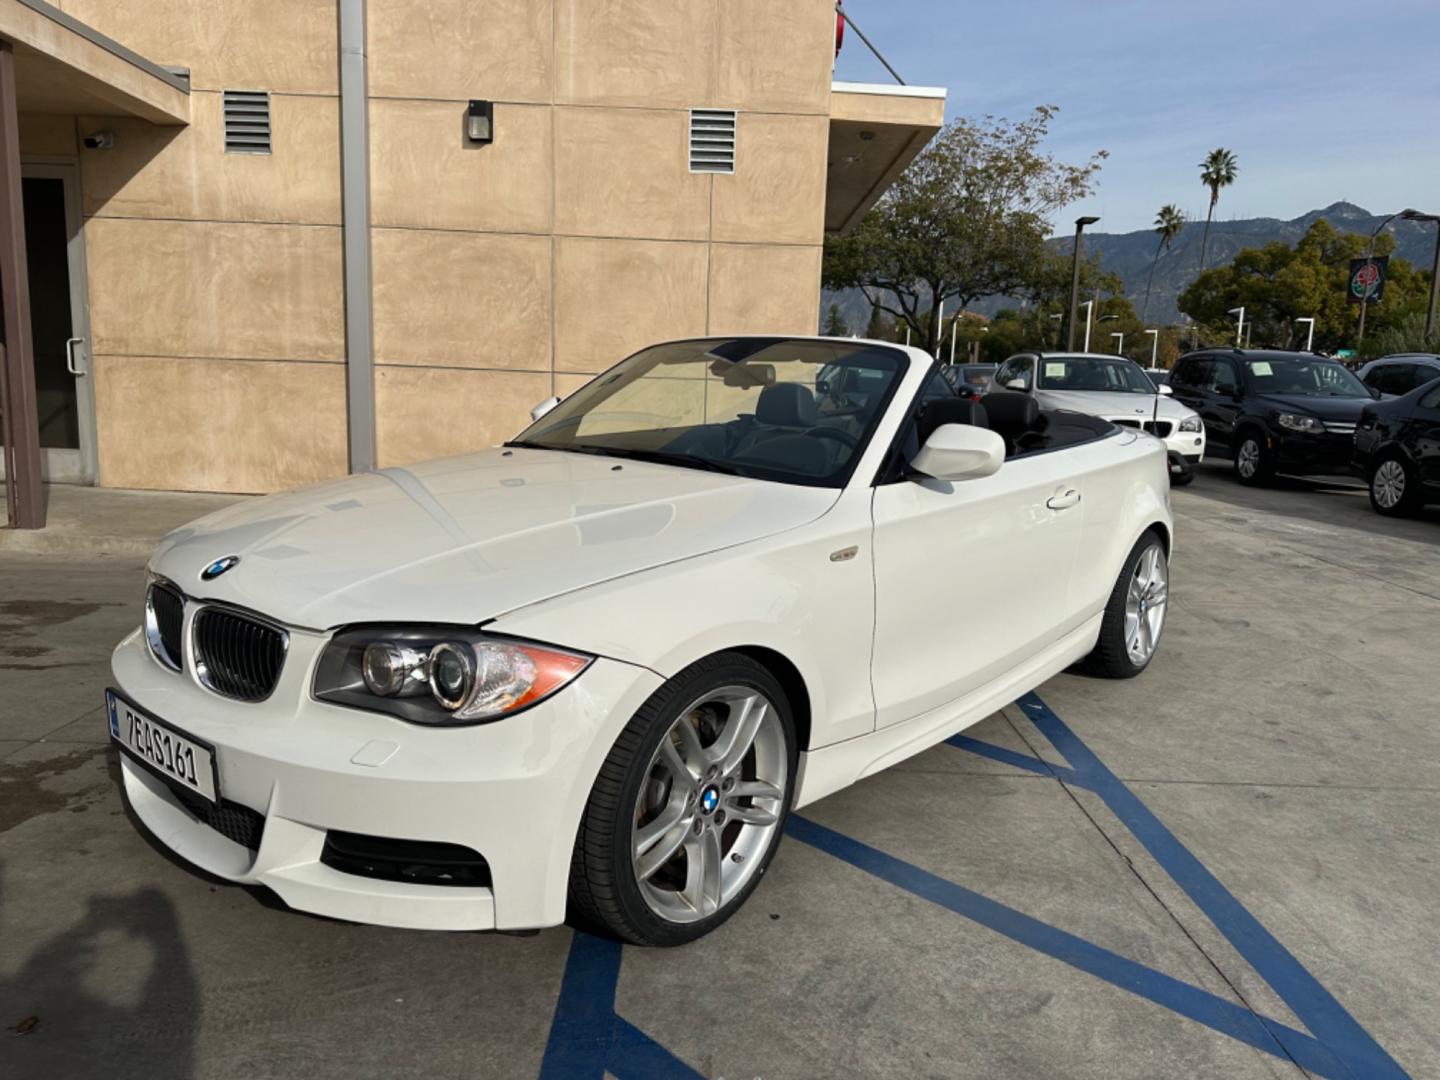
[834, 0, 1440, 234]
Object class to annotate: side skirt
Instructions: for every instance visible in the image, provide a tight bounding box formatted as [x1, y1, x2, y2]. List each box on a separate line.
[792, 614, 1102, 810]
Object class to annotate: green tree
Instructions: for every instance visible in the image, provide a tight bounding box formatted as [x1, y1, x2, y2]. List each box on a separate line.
[1177, 218, 1432, 353]
[1197, 148, 1239, 274]
[1142, 204, 1186, 322]
[864, 301, 887, 340]
[823, 106, 1105, 352]
[822, 303, 849, 337]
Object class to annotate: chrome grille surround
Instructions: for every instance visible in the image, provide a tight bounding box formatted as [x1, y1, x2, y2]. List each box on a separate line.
[144, 580, 185, 672]
[192, 605, 289, 702]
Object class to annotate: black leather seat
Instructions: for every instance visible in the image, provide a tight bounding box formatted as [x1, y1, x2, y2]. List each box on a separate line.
[917, 398, 988, 444]
[983, 391, 1045, 455]
[754, 382, 817, 428]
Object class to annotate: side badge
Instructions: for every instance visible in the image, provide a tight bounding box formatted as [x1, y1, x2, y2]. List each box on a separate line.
[201, 555, 241, 581]
[829, 545, 859, 563]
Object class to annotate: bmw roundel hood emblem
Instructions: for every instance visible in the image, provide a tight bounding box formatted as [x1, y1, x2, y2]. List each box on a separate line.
[201, 555, 241, 581]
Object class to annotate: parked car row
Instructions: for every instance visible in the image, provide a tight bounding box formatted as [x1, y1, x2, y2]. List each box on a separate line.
[973, 346, 1438, 519]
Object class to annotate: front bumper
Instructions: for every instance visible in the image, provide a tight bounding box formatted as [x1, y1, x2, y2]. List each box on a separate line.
[1268, 430, 1357, 477]
[111, 626, 663, 931]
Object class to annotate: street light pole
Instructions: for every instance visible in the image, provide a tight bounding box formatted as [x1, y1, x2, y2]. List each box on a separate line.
[1402, 210, 1440, 341]
[1358, 208, 1417, 348]
[1227, 306, 1245, 347]
[1080, 300, 1094, 352]
[1048, 313, 1063, 349]
[1144, 328, 1158, 366]
[1295, 317, 1316, 352]
[1110, 332, 1124, 355]
[1067, 215, 1099, 352]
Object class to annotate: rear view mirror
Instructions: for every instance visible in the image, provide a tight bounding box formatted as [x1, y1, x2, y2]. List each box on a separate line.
[530, 396, 561, 422]
[911, 424, 1005, 482]
[1157, 384, 1174, 396]
[722, 362, 776, 389]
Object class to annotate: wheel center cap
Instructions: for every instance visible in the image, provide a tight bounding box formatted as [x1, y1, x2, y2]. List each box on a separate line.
[699, 786, 720, 814]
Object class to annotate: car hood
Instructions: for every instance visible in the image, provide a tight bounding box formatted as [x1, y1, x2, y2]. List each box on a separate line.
[1251, 394, 1372, 421]
[150, 448, 839, 630]
[1034, 389, 1196, 422]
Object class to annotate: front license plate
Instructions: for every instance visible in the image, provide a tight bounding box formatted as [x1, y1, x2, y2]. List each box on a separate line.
[107, 689, 218, 803]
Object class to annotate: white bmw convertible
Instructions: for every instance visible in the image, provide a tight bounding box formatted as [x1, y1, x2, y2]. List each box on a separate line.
[109, 336, 1172, 946]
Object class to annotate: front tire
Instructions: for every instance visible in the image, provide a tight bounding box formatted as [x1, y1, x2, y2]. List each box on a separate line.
[568, 652, 797, 946]
[1369, 454, 1418, 516]
[1083, 530, 1168, 679]
[1234, 432, 1272, 486]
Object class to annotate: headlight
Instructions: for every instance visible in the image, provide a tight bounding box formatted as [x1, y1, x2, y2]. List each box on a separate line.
[1178, 416, 1202, 433]
[314, 626, 592, 725]
[1275, 412, 1325, 434]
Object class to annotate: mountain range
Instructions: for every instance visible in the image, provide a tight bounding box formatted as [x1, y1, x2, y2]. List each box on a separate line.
[823, 202, 1439, 331]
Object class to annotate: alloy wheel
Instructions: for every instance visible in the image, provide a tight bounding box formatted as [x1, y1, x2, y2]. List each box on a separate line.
[631, 686, 787, 924]
[1236, 439, 1260, 479]
[1124, 544, 1168, 665]
[1373, 460, 1406, 510]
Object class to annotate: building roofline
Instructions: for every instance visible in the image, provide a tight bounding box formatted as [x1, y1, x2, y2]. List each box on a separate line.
[12, 0, 190, 93]
[832, 80, 947, 100]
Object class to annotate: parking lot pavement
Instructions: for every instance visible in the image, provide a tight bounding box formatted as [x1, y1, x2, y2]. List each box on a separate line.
[3, 481, 1438, 1079]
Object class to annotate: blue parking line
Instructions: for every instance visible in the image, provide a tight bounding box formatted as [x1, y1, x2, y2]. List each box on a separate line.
[539, 931, 703, 1080]
[1007, 692, 1409, 1080]
[539, 693, 1409, 1080]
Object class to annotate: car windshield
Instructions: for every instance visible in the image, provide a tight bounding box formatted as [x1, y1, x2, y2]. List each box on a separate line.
[509, 338, 907, 488]
[960, 365, 995, 387]
[1037, 357, 1154, 394]
[1245, 357, 1369, 398]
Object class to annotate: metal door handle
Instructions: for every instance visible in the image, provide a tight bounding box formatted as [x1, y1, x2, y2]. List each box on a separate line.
[66, 337, 86, 375]
[1046, 488, 1081, 511]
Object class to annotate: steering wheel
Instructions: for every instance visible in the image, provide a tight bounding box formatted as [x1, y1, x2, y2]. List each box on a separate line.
[805, 426, 860, 449]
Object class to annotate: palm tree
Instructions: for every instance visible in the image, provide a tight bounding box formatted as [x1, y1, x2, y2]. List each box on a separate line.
[1142, 204, 1185, 322]
[1197, 148, 1239, 274]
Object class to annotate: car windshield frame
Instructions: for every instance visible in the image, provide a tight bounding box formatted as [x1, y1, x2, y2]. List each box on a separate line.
[508, 337, 911, 489]
[1036, 357, 1156, 395]
[1243, 356, 1370, 398]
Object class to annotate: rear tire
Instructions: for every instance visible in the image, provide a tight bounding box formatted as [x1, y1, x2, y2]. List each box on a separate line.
[1234, 432, 1272, 486]
[1368, 453, 1419, 516]
[568, 652, 796, 946]
[1083, 530, 1168, 679]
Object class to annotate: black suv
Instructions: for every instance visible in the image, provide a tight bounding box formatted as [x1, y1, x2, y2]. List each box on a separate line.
[1169, 349, 1378, 485]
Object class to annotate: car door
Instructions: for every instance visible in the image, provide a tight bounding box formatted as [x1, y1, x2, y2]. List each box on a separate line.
[1413, 383, 1440, 489]
[1169, 357, 1217, 448]
[870, 432, 1084, 729]
[1203, 356, 1245, 450]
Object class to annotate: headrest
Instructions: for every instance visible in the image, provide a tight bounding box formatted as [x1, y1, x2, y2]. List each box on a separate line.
[983, 391, 1040, 437]
[755, 382, 817, 427]
[917, 398, 988, 444]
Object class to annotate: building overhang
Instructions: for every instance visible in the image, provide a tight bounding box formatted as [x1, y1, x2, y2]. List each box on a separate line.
[0, 0, 189, 125]
[826, 81, 945, 235]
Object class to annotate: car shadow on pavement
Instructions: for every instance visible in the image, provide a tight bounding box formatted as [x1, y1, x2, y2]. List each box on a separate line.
[1187, 462, 1440, 545]
[0, 859, 200, 1079]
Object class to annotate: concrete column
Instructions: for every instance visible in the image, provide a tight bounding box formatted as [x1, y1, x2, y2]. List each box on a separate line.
[0, 42, 44, 529]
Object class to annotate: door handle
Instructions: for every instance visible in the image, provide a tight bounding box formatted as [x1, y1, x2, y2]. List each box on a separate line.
[66, 337, 86, 376]
[1046, 487, 1081, 511]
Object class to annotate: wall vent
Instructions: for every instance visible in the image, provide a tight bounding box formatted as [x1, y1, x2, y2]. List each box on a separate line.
[688, 108, 736, 174]
[223, 91, 271, 154]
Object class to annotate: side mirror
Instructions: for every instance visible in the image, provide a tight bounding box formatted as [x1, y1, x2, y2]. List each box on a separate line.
[911, 424, 1006, 482]
[1004, 378, 1029, 391]
[530, 395, 561, 422]
[1368, 385, 1382, 400]
[1157, 384, 1174, 396]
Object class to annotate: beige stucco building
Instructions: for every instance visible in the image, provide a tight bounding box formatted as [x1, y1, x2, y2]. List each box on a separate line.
[0, 0, 942, 507]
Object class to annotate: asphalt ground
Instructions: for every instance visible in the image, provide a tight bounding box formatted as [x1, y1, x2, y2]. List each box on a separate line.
[2, 465, 1437, 1079]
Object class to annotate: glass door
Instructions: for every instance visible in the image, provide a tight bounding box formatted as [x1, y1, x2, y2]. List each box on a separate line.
[2, 164, 96, 484]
